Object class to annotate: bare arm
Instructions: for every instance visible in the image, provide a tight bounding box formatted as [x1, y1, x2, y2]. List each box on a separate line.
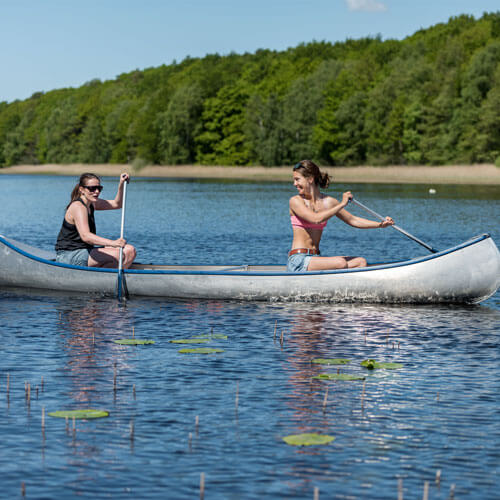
[289, 192, 352, 224]
[336, 206, 394, 228]
[95, 173, 129, 210]
[70, 203, 125, 248]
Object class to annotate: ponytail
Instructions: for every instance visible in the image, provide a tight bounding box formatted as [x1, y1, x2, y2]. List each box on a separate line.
[293, 160, 330, 189]
[66, 173, 101, 209]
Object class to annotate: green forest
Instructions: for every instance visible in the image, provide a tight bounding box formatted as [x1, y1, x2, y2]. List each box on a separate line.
[1, 12, 500, 168]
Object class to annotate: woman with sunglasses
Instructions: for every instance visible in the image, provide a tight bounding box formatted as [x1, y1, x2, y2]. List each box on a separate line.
[55, 172, 136, 268]
[288, 160, 394, 272]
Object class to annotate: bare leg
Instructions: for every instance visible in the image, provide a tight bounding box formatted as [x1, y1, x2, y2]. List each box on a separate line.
[307, 255, 367, 271]
[88, 244, 136, 269]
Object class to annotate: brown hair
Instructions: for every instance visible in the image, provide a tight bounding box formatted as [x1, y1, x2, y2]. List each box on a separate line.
[67, 173, 101, 209]
[293, 160, 330, 189]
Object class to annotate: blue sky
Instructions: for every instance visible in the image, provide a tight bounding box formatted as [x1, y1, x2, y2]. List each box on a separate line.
[1, 0, 499, 103]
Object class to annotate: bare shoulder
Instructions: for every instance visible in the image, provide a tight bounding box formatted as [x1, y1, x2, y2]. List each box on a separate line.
[67, 200, 86, 215]
[289, 195, 303, 207]
[65, 200, 86, 223]
[322, 195, 338, 207]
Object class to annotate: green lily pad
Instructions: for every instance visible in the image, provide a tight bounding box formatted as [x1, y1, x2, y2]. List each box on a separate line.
[170, 338, 210, 344]
[311, 358, 350, 365]
[178, 347, 225, 354]
[48, 409, 109, 419]
[113, 339, 155, 345]
[283, 433, 335, 446]
[361, 359, 403, 370]
[312, 373, 365, 381]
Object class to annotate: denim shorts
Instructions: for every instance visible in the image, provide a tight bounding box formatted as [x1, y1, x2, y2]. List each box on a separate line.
[56, 248, 91, 267]
[287, 253, 312, 272]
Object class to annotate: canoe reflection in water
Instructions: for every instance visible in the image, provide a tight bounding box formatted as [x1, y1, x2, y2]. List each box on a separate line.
[57, 299, 136, 404]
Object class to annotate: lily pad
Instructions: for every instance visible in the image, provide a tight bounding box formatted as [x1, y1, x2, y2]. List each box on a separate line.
[311, 358, 350, 365]
[283, 433, 335, 446]
[48, 409, 109, 419]
[361, 359, 403, 370]
[169, 338, 210, 344]
[178, 347, 225, 354]
[312, 373, 365, 381]
[113, 339, 155, 345]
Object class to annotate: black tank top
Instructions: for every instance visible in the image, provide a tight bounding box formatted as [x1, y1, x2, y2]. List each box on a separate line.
[55, 199, 96, 251]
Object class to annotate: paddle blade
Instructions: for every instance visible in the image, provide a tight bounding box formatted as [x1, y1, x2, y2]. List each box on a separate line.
[116, 270, 129, 301]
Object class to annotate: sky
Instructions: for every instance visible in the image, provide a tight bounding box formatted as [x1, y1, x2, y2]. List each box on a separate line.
[1, 0, 499, 103]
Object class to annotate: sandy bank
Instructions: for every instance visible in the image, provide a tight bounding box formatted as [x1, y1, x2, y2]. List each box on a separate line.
[1, 163, 500, 185]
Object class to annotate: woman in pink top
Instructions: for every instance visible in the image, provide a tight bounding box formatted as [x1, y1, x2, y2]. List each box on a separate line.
[288, 160, 394, 272]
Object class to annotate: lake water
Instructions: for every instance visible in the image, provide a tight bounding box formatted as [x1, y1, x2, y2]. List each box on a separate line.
[0, 174, 499, 499]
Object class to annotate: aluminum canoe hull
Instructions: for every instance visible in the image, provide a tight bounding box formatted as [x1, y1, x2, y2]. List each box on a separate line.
[0, 234, 499, 304]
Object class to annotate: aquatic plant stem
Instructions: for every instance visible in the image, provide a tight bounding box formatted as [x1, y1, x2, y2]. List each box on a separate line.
[200, 472, 205, 500]
[423, 481, 429, 500]
[361, 381, 366, 411]
[449, 484, 455, 499]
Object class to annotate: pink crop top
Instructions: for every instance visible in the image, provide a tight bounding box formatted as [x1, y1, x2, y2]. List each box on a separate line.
[290, 214, 327, 230]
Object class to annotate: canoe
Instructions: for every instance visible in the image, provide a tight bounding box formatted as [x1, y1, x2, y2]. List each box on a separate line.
[0, 233, 499, 304]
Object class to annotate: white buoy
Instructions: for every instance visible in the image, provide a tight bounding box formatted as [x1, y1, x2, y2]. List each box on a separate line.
[429, 188, 436, 194]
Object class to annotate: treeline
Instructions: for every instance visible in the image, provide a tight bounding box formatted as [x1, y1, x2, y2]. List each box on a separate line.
[1, 12, 500, 168]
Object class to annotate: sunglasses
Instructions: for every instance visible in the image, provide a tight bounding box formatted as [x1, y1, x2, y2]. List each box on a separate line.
[83, 185, 103, 193]
[293, 162, 303, 170]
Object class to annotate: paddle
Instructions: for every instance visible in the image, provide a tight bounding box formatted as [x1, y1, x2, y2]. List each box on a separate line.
[350, 197, 438, 253]
[117, 179, 129, 300]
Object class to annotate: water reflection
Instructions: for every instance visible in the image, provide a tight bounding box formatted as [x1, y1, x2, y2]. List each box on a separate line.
[57, 298, 136, 404]
[1, 288, 499, 500]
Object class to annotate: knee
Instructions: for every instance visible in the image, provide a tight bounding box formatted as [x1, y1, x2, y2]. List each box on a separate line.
[124, 244, 136, 260]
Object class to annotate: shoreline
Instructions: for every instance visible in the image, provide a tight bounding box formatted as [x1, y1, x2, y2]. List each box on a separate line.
[1, 163, 500, 185]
